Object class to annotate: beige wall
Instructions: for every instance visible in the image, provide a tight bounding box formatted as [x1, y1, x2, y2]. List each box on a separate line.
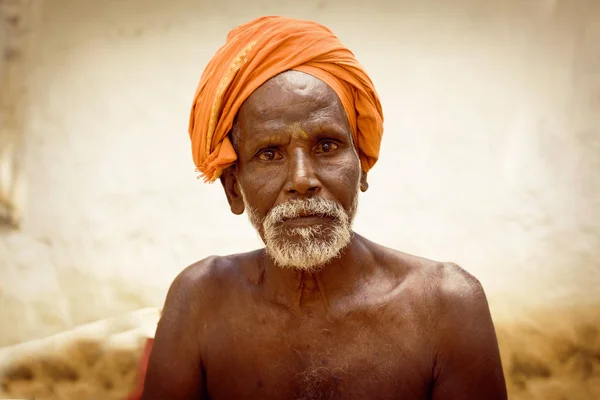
[1, 0, 599, 346]
[0, 0, 37, 227]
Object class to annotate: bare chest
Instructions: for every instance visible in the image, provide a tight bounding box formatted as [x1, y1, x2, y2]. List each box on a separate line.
[203, 303, 434, 400]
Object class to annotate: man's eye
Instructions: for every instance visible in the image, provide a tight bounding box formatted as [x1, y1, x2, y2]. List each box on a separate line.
[257, 149, 281, 161]
[316, 141, 339, 153]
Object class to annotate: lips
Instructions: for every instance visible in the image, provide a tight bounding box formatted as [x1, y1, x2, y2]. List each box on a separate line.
[281, 214, 335, 226]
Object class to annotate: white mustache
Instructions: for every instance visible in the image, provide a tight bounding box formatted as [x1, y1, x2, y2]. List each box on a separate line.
[263, 197, 346, 227]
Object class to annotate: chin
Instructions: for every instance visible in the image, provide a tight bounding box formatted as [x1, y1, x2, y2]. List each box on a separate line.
[264, 224, 353, 271]
[267, 247, 341, 272]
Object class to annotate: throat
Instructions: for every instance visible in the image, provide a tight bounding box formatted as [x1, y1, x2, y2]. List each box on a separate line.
[296, 272, 330, 312]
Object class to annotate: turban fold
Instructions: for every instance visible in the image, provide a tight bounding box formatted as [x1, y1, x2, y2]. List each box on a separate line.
[189, 16, 384, 182]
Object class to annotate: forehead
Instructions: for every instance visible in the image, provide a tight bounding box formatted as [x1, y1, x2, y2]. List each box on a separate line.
[236, 71, 349, 136]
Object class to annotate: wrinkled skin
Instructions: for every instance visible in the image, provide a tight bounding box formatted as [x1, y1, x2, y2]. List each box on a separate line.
[141, 71, 507, 400]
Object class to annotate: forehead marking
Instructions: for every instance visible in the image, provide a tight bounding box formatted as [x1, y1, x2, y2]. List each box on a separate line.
[287, 122, 308, 139]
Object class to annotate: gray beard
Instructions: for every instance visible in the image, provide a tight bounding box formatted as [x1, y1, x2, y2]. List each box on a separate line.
[242, 190, 359, 272]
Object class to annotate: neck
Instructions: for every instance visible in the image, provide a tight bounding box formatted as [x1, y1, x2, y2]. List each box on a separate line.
[260, 233, 374, 312]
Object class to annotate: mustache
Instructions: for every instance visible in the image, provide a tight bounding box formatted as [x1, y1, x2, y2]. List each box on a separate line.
[264, 197, 346, 226]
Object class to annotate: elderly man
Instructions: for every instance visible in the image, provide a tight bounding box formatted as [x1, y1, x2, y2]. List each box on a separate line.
[141, 16, 507, 400]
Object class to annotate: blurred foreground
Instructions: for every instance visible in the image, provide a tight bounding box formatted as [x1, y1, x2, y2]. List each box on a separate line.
[0, 304, 598, 400]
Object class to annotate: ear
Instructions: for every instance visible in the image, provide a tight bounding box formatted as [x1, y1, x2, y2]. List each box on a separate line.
[220, 165, 245, 215]
[360, 170, 369, 192]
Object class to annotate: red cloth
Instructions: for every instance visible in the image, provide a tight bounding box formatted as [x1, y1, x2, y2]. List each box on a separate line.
[127, 338, 154, 400]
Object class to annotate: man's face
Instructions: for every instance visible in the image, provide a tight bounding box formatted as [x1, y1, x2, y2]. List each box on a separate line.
[225, 70, 363, 271]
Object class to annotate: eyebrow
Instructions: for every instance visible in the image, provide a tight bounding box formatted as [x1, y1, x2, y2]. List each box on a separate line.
[306, 122, 351, 139]
[244, 132, 289, 155]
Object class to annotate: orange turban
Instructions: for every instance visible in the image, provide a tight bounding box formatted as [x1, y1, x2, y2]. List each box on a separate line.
[189, 16, 384, 183]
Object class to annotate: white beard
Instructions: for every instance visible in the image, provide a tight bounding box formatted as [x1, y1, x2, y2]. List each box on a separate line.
[242, 191, 359, 272]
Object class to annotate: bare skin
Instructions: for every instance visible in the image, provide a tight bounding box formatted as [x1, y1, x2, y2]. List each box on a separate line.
[141, 71, 507, 400]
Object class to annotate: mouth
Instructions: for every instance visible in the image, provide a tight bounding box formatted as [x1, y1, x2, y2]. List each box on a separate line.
[281, 214, 335, 227]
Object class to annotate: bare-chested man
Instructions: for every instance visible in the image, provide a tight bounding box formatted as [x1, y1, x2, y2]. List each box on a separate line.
[141, 16, 507, 400]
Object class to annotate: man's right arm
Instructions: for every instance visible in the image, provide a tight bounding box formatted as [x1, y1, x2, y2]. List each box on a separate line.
[141, 265, 207, 399]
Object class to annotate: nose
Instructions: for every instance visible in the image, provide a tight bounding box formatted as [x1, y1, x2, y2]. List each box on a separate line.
[285, 148, 321, 197]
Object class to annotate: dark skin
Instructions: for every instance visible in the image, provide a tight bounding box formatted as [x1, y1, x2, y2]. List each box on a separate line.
[141, 71, 507, 400]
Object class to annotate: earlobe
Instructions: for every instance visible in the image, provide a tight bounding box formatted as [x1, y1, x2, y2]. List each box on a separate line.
[231, 182, 245, 215]
[220, 166, 245, 215]
[360, 171, 369, 192]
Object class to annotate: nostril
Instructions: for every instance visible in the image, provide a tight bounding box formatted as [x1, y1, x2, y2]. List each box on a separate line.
[286, 173, 320, 195]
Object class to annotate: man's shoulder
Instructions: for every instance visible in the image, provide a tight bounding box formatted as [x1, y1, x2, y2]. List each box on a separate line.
[176, 250, 261, 286]
[169, 250, 261, 302]
[378, 247, 491, 332]
[410, 256, 482, 296]
[399, 254, 489, 321]
[370, 240, 485, 306]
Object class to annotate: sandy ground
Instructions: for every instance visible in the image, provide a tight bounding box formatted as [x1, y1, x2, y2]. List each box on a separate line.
[0, 339, 142, 400]
[496, 303, 600, 400]
[0, 304, 598, 400]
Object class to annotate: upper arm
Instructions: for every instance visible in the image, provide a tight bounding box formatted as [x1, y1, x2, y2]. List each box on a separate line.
[431, 264, 507, 400]
[141, 265, 208, 400]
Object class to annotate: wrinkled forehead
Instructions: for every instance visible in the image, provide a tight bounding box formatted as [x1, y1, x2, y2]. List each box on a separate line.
[236, 70, 350, 131]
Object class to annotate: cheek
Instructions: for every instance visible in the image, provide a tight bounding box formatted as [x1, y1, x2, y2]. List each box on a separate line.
[318, 151, 361, 201]
[238, 165, 284, 213]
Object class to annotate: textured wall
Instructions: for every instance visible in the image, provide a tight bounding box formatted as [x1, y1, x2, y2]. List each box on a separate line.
[1, 0, 599, 347]
[0, 0, 38, 227]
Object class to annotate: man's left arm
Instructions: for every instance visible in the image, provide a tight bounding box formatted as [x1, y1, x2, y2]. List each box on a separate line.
[431, 266, 508, 400]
